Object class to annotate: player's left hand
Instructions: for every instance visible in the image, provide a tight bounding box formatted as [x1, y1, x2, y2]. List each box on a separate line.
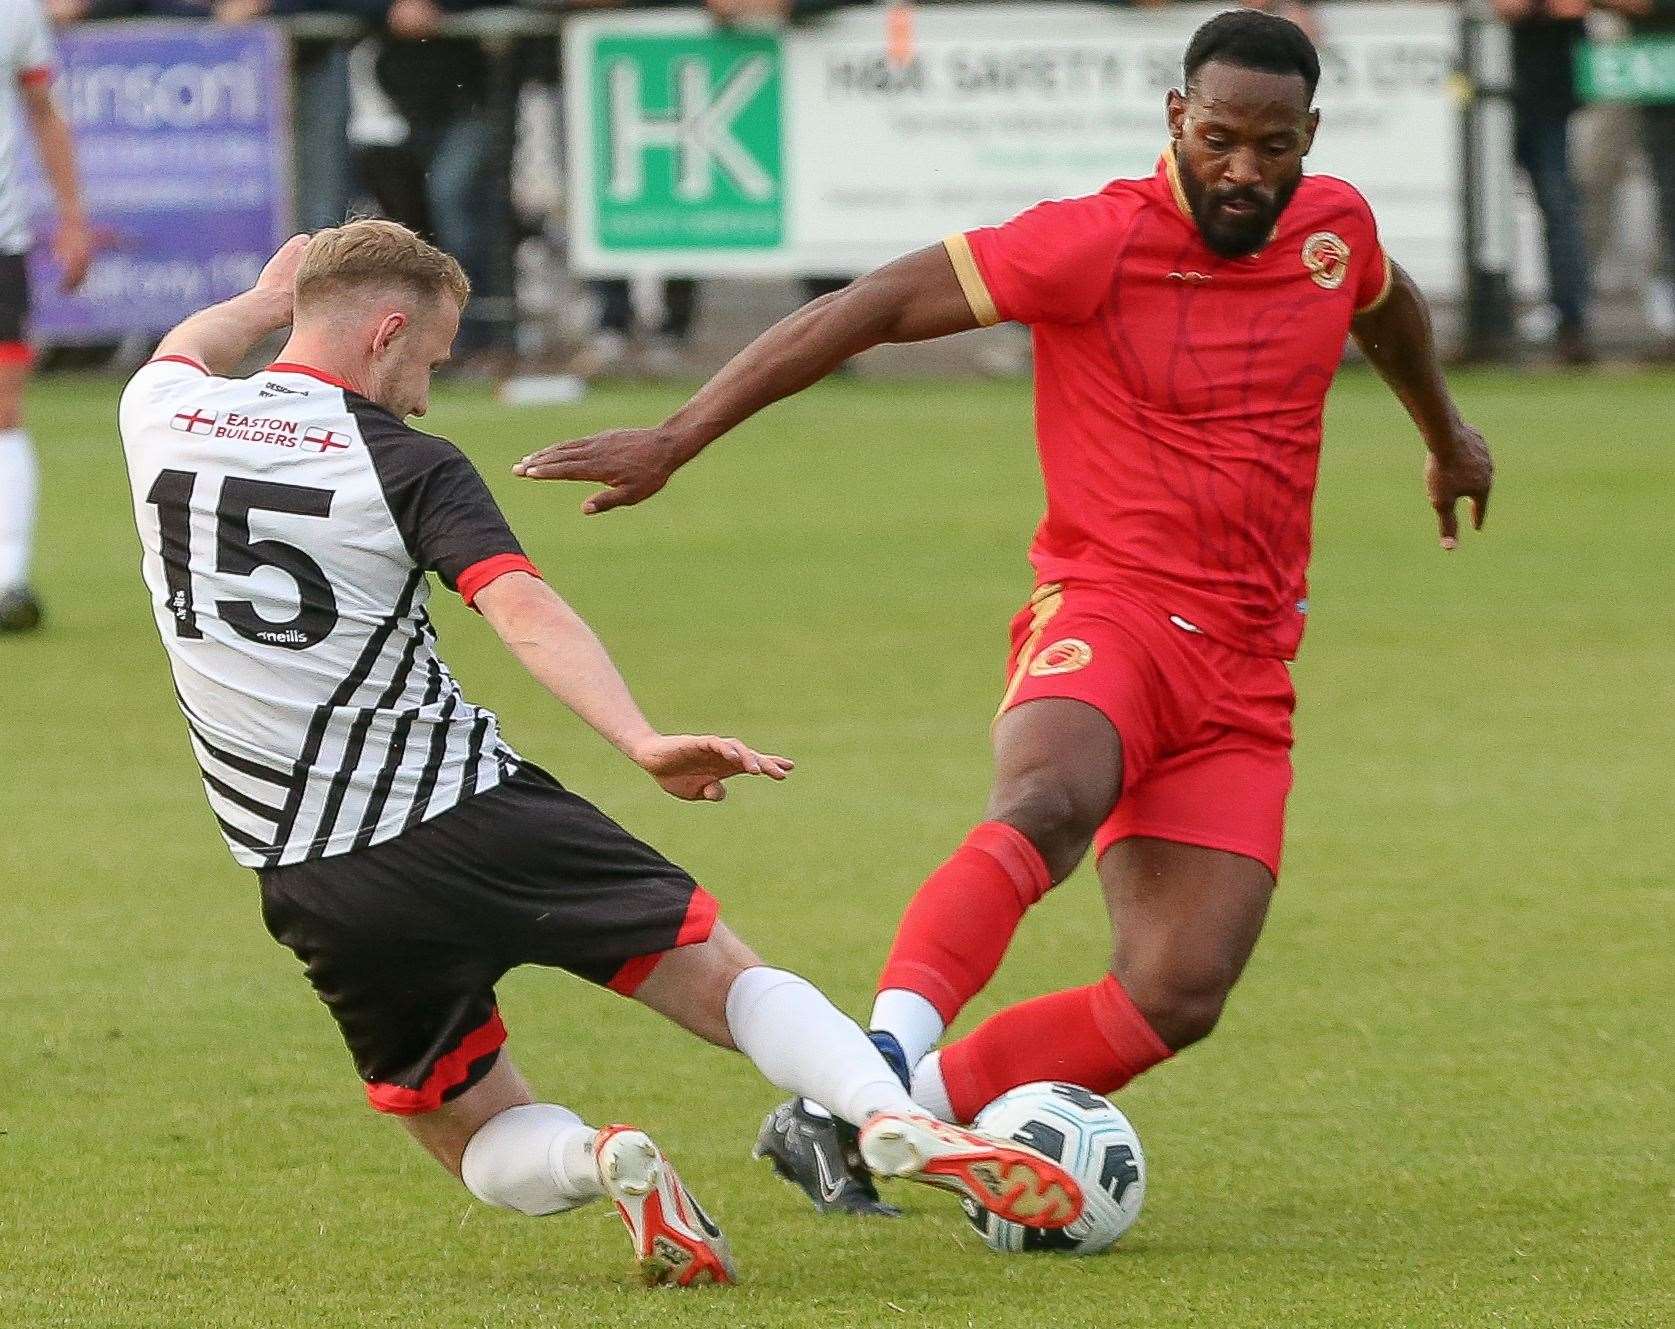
[1425, 424, 1493, 551]
[629, 734, 794, 802]
[53, 216, 93, 293]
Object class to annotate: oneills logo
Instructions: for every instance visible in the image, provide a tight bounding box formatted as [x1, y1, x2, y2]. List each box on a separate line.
[1028, 638, 1094, 676]
[1168, 271, 1212, 284]
[1301, 231, 1350, 290]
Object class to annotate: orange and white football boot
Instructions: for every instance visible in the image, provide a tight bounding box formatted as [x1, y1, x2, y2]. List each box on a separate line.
[593, 1125, 736, 1287]
[857, 1112, 1084, 1229]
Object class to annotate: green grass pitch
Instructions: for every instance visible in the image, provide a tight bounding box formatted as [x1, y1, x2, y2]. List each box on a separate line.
[1, 367, 1670, 1328]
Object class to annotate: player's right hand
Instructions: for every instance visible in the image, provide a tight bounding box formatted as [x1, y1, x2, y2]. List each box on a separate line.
[1425, 424, 1493, 551]
[52, 217, 94, 294]
[628, 734, 794, 802]
[515, 427, 689, 515]
[253, 233, 311, 306]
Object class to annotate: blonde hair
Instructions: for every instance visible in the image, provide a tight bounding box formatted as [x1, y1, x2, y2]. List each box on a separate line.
[295, 219, 471, 314]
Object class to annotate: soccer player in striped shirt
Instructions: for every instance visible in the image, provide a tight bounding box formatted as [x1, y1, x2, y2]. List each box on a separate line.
[515, 12, 1496, 1215]
[0, 0, 91, 631]
[120, 221, 1087, 1284]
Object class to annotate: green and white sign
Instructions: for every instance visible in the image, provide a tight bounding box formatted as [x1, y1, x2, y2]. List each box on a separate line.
[565, 5, 1463, 292]
[1577, 38, 1675, 105]
[587, 31, 784, 250]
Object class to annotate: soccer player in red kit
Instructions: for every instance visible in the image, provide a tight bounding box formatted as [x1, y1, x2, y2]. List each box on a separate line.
[517, 11, 1494, 1215]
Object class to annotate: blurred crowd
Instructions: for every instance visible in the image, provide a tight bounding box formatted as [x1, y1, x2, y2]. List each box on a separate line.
[1498, 0, 1674, 362]
[33, 0, 1675, 371]
[43, 0, 888, 374]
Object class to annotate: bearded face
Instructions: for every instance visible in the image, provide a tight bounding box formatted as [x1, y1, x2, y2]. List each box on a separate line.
[1167, 62, 1317, 258]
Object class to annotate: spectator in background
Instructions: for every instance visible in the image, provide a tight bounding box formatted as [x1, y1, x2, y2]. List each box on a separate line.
[212, 3, 384, 234]
[48, 2, 381, 234]
[574, 277, 700, 379]
[1496, 0, 1595, 363]
[357, 0, 503, 358]
[48, 0, 373, 21]
[1594, 0, 1675, 354]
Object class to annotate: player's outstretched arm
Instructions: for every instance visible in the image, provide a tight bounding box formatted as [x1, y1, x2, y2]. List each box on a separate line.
[515, 243, 980, 512]
[152, 235, 310, 375]
[473, 571, 793, 801]
[1351, 260, 1494, 551]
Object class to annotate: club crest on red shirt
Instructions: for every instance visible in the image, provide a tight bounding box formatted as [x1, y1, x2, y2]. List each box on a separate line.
[1301, 231, 1350, 290]
[1029, 638, 1094, 676]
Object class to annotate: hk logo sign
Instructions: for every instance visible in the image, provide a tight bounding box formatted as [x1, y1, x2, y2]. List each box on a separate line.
[591, 32, 783, 251]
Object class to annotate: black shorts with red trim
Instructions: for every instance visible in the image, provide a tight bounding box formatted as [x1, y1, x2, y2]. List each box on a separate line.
[0, 252, 30, 360]
[257, 761, 717, 1115]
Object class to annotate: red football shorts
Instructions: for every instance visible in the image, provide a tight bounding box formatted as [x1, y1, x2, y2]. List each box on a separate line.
[998, 581, 1295, 877]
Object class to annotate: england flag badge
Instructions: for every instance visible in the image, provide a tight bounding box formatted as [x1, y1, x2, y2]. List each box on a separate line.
[302, 426, 350, 453]
[170, 408, 218, 436]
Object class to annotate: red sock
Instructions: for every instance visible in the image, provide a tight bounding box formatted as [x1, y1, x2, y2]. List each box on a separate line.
[937, 976, 1172, 1123]
[876, 821, 1053, 1024]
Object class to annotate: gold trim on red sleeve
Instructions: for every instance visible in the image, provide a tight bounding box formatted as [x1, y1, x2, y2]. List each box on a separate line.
[1355, 253, 1395, 315]
[943, 233, 1001, 327]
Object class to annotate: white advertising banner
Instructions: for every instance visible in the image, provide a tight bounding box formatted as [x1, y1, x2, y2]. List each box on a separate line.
[564, 3, 1463, 292]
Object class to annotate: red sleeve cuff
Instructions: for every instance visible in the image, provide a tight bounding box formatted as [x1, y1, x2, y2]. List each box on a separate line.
[18, 66, 54, 89]
[148, 354, 210, 374]
[455, 553, 540, 609]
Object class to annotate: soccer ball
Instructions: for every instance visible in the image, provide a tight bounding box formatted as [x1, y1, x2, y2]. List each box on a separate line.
[961, 1081, 1145, 1255]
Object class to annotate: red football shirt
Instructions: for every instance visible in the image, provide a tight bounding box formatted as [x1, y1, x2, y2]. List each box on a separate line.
[947, 151, 1392, 659]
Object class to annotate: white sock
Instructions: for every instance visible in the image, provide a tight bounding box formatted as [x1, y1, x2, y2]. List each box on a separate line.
[909, 1050, 958, 1123]
[0, 429, 38, 590]
[460, 1103, 603, 1217]
[725, 966, 915, 1125]
[869, 989, 946, 1069]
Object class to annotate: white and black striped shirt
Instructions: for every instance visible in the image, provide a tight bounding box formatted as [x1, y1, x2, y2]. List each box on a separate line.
[0, 1, 54, 257]
[119, 356, 538, 869]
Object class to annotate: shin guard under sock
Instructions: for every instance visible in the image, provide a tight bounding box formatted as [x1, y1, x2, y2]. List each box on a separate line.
[875, 821, 1053, 1026]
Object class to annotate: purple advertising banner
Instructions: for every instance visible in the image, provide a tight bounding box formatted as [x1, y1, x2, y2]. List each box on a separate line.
[21, 21, 292, 340]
